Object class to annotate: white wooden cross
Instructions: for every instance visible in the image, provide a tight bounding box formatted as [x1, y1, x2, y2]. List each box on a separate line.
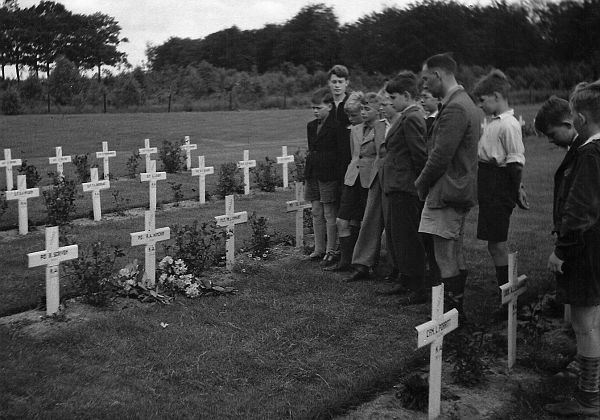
[519, 115, 526, 128]
[140, 160, 167, 211]
[286, 182, 311, 248]
[139, 138, 157, 171]
[48, 146, 72, 177]
[95, 141, 116, 180]
[415, 283, 459, 419]
[82, 167, 110, 221]
[130, 210, 170, 289]
[6, 175, 39, 235]
[27, 226, 78, 315]
[191, 156, 214, 204]
[276, 146, 294, 188]
[0, 148, 22, 191]
[500, 252, 527, 369]
[215, 195, 248, 270]
[180, 136, 198, 171]
[237, 149, 256, 195]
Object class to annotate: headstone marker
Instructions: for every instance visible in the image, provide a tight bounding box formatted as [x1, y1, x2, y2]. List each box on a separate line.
[139, 139, 157, 171]
[237, 149, 256, 195]
[130, 210, 170, 289]
[286, 182, 311, 248]
[28, 226, 78, 315]
[276, 146, 294, 188]
[0, 148, 22, 191]
[191, 155, 214, 204]
[415, 283, 459, 419]
[82, 167, 110, 221]
[6, 175, 39, 235]
[95, 141, 116, 180]
[140, 160, 167, 211]
[49, 146, 71, 177]
[215, 195, 248, 270]
[180, 136, 198, 171]
[500, 252, 527, 369]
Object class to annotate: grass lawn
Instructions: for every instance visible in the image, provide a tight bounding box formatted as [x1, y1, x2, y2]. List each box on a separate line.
[0, 105, 572, 418]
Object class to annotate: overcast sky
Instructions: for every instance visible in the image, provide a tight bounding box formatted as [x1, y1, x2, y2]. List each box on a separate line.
[18, 0, 491, 69]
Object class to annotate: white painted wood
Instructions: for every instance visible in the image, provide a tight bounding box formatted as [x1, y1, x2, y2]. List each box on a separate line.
[415, 284, 459, 419]
[237, 149, 256, 195]
[0, 148, 22, 191]
[191, 156, 214, 204]
[95, 141, 116, 180]
[140, 160, 167, 211]
[215, 195, 248, 270]
[82, 167, 110, 221]
[180, 136, 198, 171]
[286, 182, 311, 248]
[130, 210, 170, 288]
[276, 146, 294, 188]
[48, 146, 71, 177]
[6, 175, 39, 235]
[500, 252, 527, 369]
[27, 226, 78, 315]
[139, 138, 158, 172]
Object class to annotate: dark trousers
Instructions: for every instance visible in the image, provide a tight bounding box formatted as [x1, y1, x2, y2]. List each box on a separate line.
[385, 191, 426, 282]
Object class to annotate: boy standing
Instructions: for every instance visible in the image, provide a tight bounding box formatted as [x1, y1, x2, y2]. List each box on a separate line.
[472, 70, 528, 294]
[545, 81, 600, 416]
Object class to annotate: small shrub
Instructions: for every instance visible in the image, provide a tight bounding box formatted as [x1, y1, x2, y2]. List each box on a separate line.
[447, 324, 491, 386]
[72, 154, 91, 182]
[215, 162, 244, 198]
[159, 139, 184, 173]
[253, 156, 281, 192]
[111, 189, 130, 216]
[396, 373, 429, 412]
[1, 87, 23, 115]
[126, 151, 142, 178]
[164, 220, 228, 277]
[0, 193, 8, 221]
[243, 212, 274, 259]
[65, 241, 125, 306]
[169, 182, 184, 206]
[17, 160, 42, 188]
[291, 149, 306, 182]
[43, 173, 77, 226]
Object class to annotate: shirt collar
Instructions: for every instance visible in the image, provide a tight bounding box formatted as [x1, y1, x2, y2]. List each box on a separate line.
[580, 132, 600, 148]
[492, 109, 515, 120]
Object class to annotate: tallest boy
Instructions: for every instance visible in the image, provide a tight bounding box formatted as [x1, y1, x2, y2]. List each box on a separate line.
[416, 53, 481, 318]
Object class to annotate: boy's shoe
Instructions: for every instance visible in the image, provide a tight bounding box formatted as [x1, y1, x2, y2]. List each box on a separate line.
[544, 391, 600, 417]
[344, 265, 370, 282]
[307, 251, 325, 261]
[320, 252, 339, 268]
[323, 261, 352, 272]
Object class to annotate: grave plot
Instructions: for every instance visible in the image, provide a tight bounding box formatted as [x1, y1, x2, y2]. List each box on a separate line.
[96, 141, 116, 180]
[82, 168, 110, 221]
[6, 175, 39, 235]
[191, 156, 214, 204]
[1, 148, 22, 191]
[237, 150, 256, 195]
[215, 195, 248, 270]
[180, 136, 198, 171]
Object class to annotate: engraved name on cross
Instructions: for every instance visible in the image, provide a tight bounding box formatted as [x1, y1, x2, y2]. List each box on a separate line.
[500, 252, 527, 369]
[49, 146, 71, 177]
[215, 195, 248, 270]
[140, 160, 167, 211]
[130, 210, 170, 289]
[191, 156, 214, 204]
[6, 175, 39, 235]
[286, 182, 311, 248]
[82, 167, 110, 221]
[237, 150, 256, 195]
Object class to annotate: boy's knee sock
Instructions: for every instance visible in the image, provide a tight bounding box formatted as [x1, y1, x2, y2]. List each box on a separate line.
[577, 356, 600, 407]
[495, 265, 509, 286]
[312, 215, 326, 254]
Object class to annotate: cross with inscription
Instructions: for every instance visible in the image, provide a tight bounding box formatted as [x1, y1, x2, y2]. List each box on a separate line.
[180, 136, 198, 171]
[82, 167, 110, 221]
[191, 156, 214, 204]
[286, 182, 311, 248]
[28, 226, 78, 315]
[49, 146, 72, 178]
[95, 141, 116, 180]
[415, 283, 460, 419]
[139, 138, 157, 171]
[277, 146, 294, 188]
[237, 149, 256, 195]
[500, 252, 527, 369]
[140, 160, 167, 211]
[215, 195, 248, 270]
[0, 148, 22, 191]
[130, 210, 170, 289]
[6, 175, 39, 235]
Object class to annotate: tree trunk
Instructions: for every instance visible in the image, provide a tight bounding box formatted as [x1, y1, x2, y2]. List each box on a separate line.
[168, 92, 172, 113]
[97, 64, 102, 82]
[15, 63, 20, 83]
[103, 92, 107, 113]
[47, 91, 50, 113]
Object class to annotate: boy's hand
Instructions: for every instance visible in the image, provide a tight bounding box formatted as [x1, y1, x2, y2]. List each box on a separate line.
[517, 183, 530, 210]
[547, 251, 564, 274]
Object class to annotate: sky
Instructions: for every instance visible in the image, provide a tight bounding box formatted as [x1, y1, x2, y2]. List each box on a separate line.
[18, 0, 489, 69]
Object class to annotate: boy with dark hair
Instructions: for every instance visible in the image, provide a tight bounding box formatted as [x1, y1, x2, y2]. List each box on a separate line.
[304, 88, 342, 264]
[380, 71, 429, 304]
[472, 69, 528, 298]
[544, 81, 600, 416]
[421, 88, 440, 134]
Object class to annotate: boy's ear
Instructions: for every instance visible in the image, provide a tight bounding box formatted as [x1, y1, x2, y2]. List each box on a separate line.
[327, 103, 333, 111]
[493, 91, 503, 101]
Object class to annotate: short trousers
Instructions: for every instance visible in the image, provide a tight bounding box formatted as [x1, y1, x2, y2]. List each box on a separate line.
[419, 205, 469, 240]
[304, 178, 339, 204]
[477, 162, 516, 242]
[338, 178, 369, 221]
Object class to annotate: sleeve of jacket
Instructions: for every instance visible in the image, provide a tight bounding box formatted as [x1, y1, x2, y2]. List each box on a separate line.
[555, 148, 600, 259]
[405, 113, 428, 178]
[415, 103, 468, 196]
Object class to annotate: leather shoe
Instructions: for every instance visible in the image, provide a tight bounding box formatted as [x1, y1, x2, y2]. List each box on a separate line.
[344, 266, 369, 282]
[320, 252, 339, 268]
[307, 251, 325, 261]
[323, 261, 352, 272]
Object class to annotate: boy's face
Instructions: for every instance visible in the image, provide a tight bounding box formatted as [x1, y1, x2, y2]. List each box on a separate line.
[420, 91, 439, 113]
[477, 93, 499, 116]
[360, 103, 379, 123]
[379, 96, 396, 120]
[388, 91, 410, 112]
[345, 108, 363, 125]
[328, 75, 348, 98]
[544, 122, 576, 148]
[312, 102, 331, 120]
